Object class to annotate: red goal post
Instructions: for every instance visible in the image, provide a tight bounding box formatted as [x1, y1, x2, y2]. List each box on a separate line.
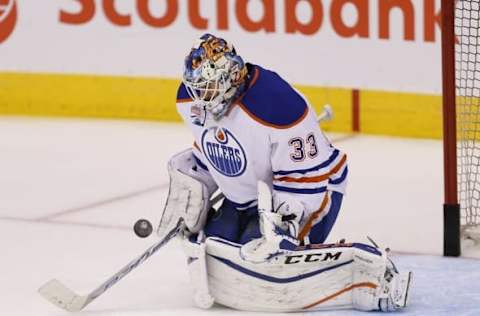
[442, 0, 480, 257]
[442, 0, 460, 257]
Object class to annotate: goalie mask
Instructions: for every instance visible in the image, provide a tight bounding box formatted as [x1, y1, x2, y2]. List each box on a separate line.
[183, 34, 248, 120]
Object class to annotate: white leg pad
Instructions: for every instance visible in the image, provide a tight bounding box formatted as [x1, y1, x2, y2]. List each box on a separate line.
[180, 234, 214, 309]
[351, 246, 388, 311]
[205, 238, 412, 313]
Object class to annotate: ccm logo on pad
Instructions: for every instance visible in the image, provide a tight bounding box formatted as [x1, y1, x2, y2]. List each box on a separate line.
[284, 251, 342, 264]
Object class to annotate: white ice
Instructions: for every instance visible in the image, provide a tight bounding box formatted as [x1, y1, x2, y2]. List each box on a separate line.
[1, 117, 479, 315]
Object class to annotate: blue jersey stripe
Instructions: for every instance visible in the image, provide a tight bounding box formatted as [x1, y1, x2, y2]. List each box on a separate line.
[273, 150, 340, 176]
[273, 185, 327, 194]
[210, 255, 353, 283]
[329, 166, 348, 185]
[193, 154, 209, 171]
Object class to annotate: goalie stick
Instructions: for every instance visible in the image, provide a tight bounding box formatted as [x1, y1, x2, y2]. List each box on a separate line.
[38, 218, 183, 312]
[318, 104, 333, 123]
[38, 193, 224, 312]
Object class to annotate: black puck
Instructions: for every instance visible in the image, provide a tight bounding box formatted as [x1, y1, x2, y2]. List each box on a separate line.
[133, 219, 153, 238]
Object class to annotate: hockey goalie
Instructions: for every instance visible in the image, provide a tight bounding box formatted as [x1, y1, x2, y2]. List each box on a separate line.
[158, 34, 412, 313]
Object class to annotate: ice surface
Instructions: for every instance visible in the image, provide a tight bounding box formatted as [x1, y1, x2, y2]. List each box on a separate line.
[1, 117, 479, 315]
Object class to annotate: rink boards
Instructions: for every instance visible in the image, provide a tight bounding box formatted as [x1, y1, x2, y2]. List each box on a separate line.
[0, 71, 442, 138]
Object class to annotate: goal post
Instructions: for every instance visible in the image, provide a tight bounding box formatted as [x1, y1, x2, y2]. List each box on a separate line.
[443, 0, 480, 257]
[442, 0, 461, 257]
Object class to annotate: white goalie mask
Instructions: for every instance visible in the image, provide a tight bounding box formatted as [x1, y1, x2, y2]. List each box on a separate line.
[183, 34, 247, 120]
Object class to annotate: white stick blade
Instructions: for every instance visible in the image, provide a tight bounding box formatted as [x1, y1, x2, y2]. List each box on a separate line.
[38, 279, 88, 312]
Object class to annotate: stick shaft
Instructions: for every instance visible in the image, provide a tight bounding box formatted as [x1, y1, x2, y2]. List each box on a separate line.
[39, 219, 183, 312]
[39, 194, 225, 312]
[88, 219, 184, 301]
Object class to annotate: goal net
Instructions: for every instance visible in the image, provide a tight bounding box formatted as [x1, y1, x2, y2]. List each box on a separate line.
[453, 0, 480, 251]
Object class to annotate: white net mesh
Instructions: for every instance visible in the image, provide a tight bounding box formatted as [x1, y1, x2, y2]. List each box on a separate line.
[456, 0, 480, 234]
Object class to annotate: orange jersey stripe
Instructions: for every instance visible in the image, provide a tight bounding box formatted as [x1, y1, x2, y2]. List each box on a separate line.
[275, 155, 347, 183]
[302, 282, 378, 309]
[298, 192, 330, 240]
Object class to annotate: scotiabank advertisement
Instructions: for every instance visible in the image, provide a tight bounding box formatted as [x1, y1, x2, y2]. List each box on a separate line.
[0, 0, 442, 93]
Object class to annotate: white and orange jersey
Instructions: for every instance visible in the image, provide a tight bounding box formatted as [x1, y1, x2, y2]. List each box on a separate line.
[176, 63, 348, 217]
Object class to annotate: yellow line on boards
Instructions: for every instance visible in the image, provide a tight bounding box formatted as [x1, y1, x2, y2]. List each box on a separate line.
[0, 72, 442, 139]
[0, 72, 182, 121]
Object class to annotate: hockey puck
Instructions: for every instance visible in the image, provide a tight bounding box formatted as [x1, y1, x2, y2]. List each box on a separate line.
[133, 219, 153, 238]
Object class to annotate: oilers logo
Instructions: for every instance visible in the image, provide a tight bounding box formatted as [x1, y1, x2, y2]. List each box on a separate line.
[201, 127, 247, 177]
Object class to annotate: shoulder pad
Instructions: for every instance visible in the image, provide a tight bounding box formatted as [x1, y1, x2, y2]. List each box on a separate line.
[237, 65, 308, 129]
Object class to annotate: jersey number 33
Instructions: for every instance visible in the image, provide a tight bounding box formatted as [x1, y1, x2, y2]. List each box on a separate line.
[288, 133, 318, 162]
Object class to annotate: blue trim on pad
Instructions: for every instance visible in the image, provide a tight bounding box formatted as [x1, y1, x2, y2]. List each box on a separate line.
[209, 255, 354, 283]
[352, 243, 383, 256]
[208, 237, 241, 248]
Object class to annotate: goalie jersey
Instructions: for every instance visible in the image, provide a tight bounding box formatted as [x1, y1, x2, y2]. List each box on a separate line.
[176, 64, 348, 218]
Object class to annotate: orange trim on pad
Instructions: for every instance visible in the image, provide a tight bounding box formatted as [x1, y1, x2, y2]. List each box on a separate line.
[302, 282, 378, 309]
